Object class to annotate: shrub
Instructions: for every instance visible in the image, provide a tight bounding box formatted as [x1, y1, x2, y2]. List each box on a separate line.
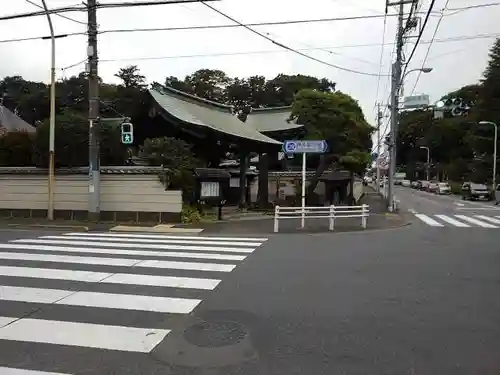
[181, 205, 202, 224]
[0, 131, 35, 166]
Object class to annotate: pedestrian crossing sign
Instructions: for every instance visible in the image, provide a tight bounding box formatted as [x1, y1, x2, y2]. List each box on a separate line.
[120, 122, 134, 144]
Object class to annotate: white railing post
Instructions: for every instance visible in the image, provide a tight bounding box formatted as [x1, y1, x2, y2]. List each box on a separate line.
[274, 205, 280, 233]
[361, 204, 368, 228]
[329, 205, 335, 231]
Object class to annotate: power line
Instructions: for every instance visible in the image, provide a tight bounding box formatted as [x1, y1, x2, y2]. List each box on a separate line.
[0, 32, 85, 44]
[98, 12, 434, 35]
[24, 0, 87, 25]
[409, 0, 451, 95]
[3, 28, 498, 47]
[0, 0, 496, 23]
[61, 29, 484, 71]
[401, 0, 437, 84]
[446, 1, 500, 13]
[0, 5, 83, 22]
[374, 10, 389, 104]
[0, 0, 218, 21]
[199, 2, 385, 77]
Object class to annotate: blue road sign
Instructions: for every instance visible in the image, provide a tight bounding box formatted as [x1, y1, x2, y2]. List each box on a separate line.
[282, 140, 328, 154]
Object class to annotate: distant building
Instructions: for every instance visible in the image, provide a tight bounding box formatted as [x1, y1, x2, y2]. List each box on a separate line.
[0, 105, 36, 135]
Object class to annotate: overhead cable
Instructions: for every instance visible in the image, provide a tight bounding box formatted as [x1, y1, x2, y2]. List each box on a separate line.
[0, 1, 496, 22]
[374, 10, 389, 103]
[401, 0, 437, 86]
[0, 0, 217, 21]
[409, 0, 451, 95]
[24, 0, 87, 25]
[199, 2, 387, 77]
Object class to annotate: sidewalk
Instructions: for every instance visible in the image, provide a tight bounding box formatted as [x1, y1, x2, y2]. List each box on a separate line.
[194, 187, 408, 235]
[0, 217, 112, 232]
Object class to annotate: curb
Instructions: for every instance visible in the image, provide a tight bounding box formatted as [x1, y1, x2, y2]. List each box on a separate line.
[5, 223, 89, 231]
[109, 225, 203, 233]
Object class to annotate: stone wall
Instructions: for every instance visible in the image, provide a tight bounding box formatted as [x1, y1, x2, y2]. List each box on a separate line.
[0, 167, 182, 223]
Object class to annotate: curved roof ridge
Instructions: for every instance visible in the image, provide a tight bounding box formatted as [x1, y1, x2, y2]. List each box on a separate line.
[250, 106, 292, 113]
[148, 89, 282, 145]
[155, 84, 234, 112]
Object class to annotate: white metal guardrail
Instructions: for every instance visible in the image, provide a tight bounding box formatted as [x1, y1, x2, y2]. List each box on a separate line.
[273, 205, 369, 233]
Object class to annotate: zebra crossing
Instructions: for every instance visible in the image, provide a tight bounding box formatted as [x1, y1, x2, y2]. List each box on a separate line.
[0, 231, 267, 374]
[414, 213, 500, 228]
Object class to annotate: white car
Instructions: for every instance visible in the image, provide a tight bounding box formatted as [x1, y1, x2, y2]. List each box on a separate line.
[437, 182, 451, 194]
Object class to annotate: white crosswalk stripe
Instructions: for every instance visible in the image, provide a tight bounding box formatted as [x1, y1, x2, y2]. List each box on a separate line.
[0, 231, 267, 374]
[413, 213, 500, 228]
[0, 367, 71, 375]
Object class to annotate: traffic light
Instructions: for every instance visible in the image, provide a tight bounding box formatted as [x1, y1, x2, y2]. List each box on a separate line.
[121, 122, 133, 144]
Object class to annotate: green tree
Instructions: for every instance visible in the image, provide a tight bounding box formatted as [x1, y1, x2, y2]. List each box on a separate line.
[479, 38, 500, 120]
[114, 65, 146, 89]
[264, 74, 335, 107]
[290, 89, 373, 197]
[33, 110, 126, 167]
[184, 69, 231, 103]
[141, 137, 200, 199]
[0, 131, 34, 166]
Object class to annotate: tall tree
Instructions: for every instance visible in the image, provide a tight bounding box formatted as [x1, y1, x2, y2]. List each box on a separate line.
[291, 89, 373, 198]
[479, 38, 500, 120]
[184, 69, 231, 103]
[265, 74, 335, 107]
[114, 65, 146, 88]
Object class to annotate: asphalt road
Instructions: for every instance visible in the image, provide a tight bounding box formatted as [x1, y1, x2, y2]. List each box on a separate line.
[0, 227, 499, 374]
[394, 186, 500, 228]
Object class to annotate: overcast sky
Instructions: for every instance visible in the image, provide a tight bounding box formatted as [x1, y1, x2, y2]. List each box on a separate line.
[1, 0, 499, 130]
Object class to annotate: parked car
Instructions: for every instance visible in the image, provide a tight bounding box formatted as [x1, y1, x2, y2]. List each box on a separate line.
[495, 184, 500, 205]
[420, 181, 430, 191]
[427, 181, 439, 193]
[413, 180, 423, 189]
[461, 182, 492, 201]
[401, 179, 411, 187]
[436, 182, 451, 195]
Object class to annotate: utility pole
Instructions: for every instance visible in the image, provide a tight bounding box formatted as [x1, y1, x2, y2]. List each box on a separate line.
[40, 0, 56, 220]
[87, 0, 100, 221]
[387, 0, 406, 212]
[376, 103, 383, 192]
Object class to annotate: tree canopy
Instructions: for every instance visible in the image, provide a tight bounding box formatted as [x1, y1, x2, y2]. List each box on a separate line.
[396, 38, 500, 183]
[0, 65, 372, 181]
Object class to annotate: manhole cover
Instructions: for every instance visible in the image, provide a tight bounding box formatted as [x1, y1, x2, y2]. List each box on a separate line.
[183, 321, 247, 347]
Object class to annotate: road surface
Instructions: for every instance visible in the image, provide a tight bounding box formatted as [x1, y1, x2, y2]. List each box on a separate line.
[0, 226, 499, 374]
[395, 185, 500, 228]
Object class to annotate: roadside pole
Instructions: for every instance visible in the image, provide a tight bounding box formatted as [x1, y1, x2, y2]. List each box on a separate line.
[283, 140, 328, 229]
[387, 0, 405, 212]
[376, 103, 383, 192]
[301, 152, 306, 228]
[87, 0, 100, 221]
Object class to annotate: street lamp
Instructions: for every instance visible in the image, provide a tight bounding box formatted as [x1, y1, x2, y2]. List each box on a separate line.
[420, 146, 430, 181]
[387, 66, 433, 212]
[399, 67, 433, 97]
[40, 0, 56, 220]
[478, 121, 498, 191]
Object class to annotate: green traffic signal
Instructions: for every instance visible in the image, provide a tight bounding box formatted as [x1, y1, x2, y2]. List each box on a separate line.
[121, 133, 133, 144]
[120, 122, 134, 144]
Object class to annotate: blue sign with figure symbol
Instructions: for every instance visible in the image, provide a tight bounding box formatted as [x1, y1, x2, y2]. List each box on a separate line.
[282, 140, 328, 154]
